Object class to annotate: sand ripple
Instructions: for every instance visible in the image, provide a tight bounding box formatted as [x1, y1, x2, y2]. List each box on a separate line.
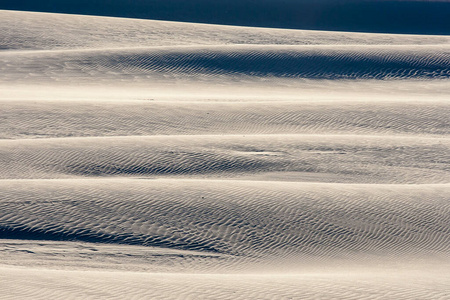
[1, 9, 449, 299]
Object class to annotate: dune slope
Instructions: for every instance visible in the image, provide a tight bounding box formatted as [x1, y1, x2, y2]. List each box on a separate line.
[1, 180, 449, 264]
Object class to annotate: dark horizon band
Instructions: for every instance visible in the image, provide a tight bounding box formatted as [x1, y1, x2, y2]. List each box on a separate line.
[1, 0, 449, 35]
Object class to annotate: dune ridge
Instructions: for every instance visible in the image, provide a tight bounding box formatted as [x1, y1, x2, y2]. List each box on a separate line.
[3, 10, 450, 52]
[2, 45, 450, 83]
[0, 134, 448, 183]
[1, 100, 449, 139]
[1, 180, 449, 265]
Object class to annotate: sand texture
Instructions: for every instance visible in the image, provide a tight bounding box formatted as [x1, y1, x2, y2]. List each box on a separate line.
[0, 9, 449, 299]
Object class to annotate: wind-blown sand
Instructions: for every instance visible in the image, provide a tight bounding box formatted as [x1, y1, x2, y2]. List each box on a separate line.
[1, 9, 449, 299]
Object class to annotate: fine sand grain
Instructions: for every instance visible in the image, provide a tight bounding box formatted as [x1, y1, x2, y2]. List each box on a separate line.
[1, 9, 449, 299]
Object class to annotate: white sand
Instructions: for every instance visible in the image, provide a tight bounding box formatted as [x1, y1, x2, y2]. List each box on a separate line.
[0, 9, 449, 299]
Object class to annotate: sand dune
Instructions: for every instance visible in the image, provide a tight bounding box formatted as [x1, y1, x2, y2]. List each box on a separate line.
[2, 10, 450, 104]
[1, 135, 448, 183]
[1, 9, 449, 299]
[2, 45, 450, 84]
[1, 180, 449, 267]
[3, 10, 450, 52]
[2, 100, 448, 139]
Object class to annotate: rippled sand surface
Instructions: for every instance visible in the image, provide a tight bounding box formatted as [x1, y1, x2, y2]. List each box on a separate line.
[1, 10, 449, 299]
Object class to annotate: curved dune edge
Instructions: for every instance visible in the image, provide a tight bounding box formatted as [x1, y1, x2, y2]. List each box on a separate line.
[2, 237, 448, 274]
[3, 10, 450, 52]
[2, 45, 450, 83]
[1, 179, 449, 269]
[3, 79, 450, 104]
[1, 134, 448, 183]
[1, 100, 449, 139]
